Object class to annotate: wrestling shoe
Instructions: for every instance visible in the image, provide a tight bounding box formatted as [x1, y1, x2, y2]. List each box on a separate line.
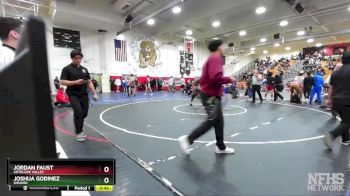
[215, 147, 235, 154]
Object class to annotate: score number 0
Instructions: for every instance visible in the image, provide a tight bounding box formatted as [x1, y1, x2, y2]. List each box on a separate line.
[103, 166, 111, 184]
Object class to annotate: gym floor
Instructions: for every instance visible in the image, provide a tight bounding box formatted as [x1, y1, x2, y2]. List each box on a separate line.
[54, 91, 349, 196]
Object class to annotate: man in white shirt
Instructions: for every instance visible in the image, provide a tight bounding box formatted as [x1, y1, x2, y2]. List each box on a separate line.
[0, 17, 22, 71]
[180, 76, 186, 95]
[114, 77, 121, 92]
[168, 76, 175, 93]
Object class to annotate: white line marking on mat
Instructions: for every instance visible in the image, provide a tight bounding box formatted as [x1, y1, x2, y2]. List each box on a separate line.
[173, 103, 247, 116]
[99, 99, 333, 145]
[167, 156, 176, 160]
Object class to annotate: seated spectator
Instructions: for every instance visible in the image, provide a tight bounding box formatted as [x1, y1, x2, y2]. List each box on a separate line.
[227, 83, 239, 99]
[54, 87, 71, 107]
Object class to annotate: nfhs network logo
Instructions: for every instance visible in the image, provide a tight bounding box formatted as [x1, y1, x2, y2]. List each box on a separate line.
[307, 173, 344, 192]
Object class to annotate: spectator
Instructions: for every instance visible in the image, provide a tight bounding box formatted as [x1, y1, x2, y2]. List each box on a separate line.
[168, 76, 175, 93]
[180, 76, 186, 95]
[251, 69, 263, 103]
[0, 17, 23, 71]
[91, 77, 98, 90]
[114, 77, 121, 92]
[157, 78, 163, 91]
[151, 77, 157, 92]
[54, 76, 60, 90]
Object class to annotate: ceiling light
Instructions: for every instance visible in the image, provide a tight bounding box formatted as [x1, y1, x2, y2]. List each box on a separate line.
[239, 30, 247, 36]
[263, 50, 268, 54]
[186, 30, 193, 35]
[285, 47, 291, 51]
[172, 6, 182, 14]
[212, 21, 221, 27]
[348, 6, 350, 11]
[279, 20, 288, 27]
[307, 38, 314, 43]
[256, 6, 266, 14]
[250, 47, 256, 51]
[274, 43, 280, 47]
[316, 43, 322, 47]
[147, 18, 155, 25]
[213, 37, 219, 40]
[260, 38, 267, 42]
[117, 34, 125, 40]
[297, 30, 305, 36]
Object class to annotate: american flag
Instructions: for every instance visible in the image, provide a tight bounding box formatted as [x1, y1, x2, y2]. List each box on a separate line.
[115, 39, 127, 62]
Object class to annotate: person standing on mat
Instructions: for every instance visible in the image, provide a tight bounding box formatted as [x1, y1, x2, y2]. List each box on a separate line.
[178, 40, 235, 155]
[157, 77, 163, 91]
[0, 17, 22, 71]
[190, 77, 200, 106]
[168, 76, 175, 93]
[303, 71, 314, 102]
[323, 53, 350, 149]
[60, 50, 98, 142]
[273, 72, 284, 101]
[145, 75, 153, 95]
[251, 69, 263, 103]
[264, 72, 274, 100]
[309, 69, 324, 105]
[151, 77, 157, 93]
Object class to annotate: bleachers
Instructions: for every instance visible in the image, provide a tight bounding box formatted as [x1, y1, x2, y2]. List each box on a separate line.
[320, 60, 337, 80]
[268, 59, 297, 77]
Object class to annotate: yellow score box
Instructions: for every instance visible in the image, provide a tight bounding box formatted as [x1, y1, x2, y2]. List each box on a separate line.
[95, 185, 113, 192]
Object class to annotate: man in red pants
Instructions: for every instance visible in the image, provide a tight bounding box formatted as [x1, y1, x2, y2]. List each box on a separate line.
[178, 40, 235, 155]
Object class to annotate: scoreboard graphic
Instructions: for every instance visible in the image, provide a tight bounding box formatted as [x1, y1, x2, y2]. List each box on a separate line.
[7, 159, 115, 192]
[53, 27, 81, 50]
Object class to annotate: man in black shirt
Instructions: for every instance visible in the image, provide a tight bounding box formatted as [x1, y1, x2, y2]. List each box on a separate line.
[323, 53, 350, 149]
[157, 78, 163, 91]
[60, 50, 98, 142]
[303, 72, 314, 101]
[150, 77, 157, 92]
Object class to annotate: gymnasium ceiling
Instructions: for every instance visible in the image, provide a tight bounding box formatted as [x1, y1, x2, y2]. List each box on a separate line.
[3, 0, 350, 54]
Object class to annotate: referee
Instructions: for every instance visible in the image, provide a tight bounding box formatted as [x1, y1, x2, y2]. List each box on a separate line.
[60, 50, 98, 142]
